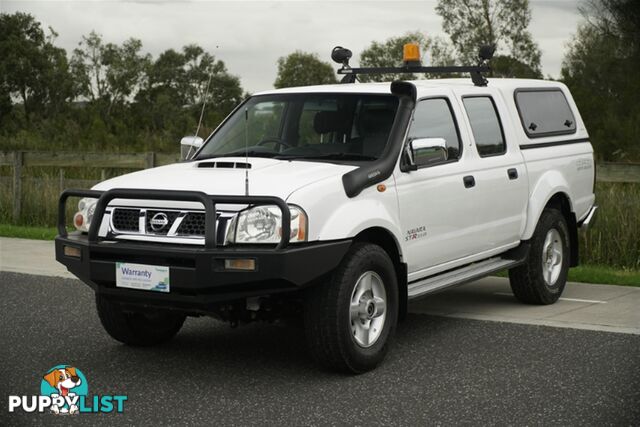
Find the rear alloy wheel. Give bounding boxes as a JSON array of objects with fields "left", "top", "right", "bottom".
[
  {"left": 509, "top": 208, "right": 570, "bottom": 305},
  {"left": 541, "top": 228, "right": 564, "bottom": 287},
  {"left": 304, "top": 243, "right": 398, "bottom": 373}
]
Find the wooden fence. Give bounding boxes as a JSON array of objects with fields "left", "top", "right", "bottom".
[{"left": 1, "top": 150, "right": 640, "bottom": 221}]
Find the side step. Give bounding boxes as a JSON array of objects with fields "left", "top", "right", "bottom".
[{"left": 407, "top": 257, "right": 521, "bottom": 300}]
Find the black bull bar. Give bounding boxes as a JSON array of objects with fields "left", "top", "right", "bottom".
[{"left": 58, "top": 188, "right": 292, "bottom": 249}]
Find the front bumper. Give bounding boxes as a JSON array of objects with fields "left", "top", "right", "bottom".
[
  {"left": 56, "top": 188, "right": 351, "bottom": 314},
  {"left": 56, "top": 233, "right": 351, "bottom": 312}
]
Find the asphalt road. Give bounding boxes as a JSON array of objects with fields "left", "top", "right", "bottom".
[{"left": 1, "top": 271, "right": 639, "bottom": 426}]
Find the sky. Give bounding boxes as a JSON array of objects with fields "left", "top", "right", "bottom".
[{"left": 2, "top": 0, "right": 584, "bottom": 93}]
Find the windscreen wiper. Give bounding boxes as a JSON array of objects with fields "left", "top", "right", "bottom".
[
  {"left": 276, "top": 153, "right": 378, "bottom": 161},
  {"left": 196, "top": 150, "right": 280, "bottom": 161}
]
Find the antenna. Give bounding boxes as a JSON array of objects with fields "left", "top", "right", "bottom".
[
  {"left": 186, "top": 72, "right": 213, "bottom": 159},
  {"left": 244, "top": 107, "right": 249, "bottom": 196}
]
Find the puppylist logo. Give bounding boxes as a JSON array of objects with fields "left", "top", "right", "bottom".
[{"left": 8, "top": 365, "right": 127, "bottom": 415}]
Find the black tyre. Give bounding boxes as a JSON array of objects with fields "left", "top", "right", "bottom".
[
  {"left": 96, "top": 295, "right": 185, "bottom": 346},
  {"left": 509, "top": 208, "right": 570, "bottom": 305},
  {"left": 304, "top": 243, "right": 399, "bottom": 373}
]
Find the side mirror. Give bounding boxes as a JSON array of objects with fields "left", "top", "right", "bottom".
[
  {"left": 407, "top": 137, "right": 448, "bottom": 169},
  {"left": 180, "top": 136, "right": 204, "bottom": 160}
]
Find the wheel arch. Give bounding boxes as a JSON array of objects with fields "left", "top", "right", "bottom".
[
  {"left": 544, "top": 193, "right": 579, "bottom": 267},
  {"left": 353, "top": 227, "right": 408, "bottom": 321},
  {"left": 523, "top": 170, "right": 575, "bottom": 238}
]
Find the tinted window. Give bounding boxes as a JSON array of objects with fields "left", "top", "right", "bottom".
[
  {"left": 463, "top": 97, "right": 505, "bottom": 156},
  {"left": 515, "top": 89, "right": 576, "bottom": 137},
  {"left": 408, "top": 98, "right": 461, "bottom": 160}
]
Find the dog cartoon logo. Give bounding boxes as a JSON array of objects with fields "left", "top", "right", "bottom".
[{"left": 40, "top": 365, "right": 88, "bottom": 415}]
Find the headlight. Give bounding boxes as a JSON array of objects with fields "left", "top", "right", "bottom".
[
  {"left": 226, "top": 205, "right": 307, "bottom": 244},
  {"left": 73, "top": 198, "right": 98, "bottom": 232}
]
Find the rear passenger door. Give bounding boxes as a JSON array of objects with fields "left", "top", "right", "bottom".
[{"left": 457, "top": 91, "right": 528, "bottom": 253}]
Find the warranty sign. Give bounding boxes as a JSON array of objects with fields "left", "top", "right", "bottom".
[{"left": 115, "top": 262, "right": 170, "bottom": 292}]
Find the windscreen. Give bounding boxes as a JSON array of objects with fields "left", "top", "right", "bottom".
[{"left": 196, "top": 93, "right": 399, "bottom": 162}]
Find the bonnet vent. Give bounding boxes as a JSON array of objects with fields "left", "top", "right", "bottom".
[{"left": 197, "top": 161, "right": 251, "bottom": 169}]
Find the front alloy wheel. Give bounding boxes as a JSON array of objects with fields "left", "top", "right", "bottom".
[{"left": 350, "top": 271, "right": 387, "bottom": 348}]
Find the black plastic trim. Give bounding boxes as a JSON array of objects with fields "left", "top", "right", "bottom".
[
  {"left": 342, "top": 81, "right": 417, "bottom": 198},
  {"left": 519, "top": 137, "right": 590, "bottom": 150}
]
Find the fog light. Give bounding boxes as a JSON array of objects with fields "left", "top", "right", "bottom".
[
  {"left": 63, "top": 245, "right": 81, "bottom": 258},
  {"left": 224, "top": 259, "right": 256, "bottom": 271}
]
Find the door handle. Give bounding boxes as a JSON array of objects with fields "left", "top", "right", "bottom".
[
  {"left": 507, "top": 168, "right": 518, "bottom": 180},
  {"left": 463, "top": 175, "right": 475, "bottom": 188}
]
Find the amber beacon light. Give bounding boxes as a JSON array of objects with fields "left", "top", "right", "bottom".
[{"left": 403, "top": 43, "right": 421, "bottom": 65}]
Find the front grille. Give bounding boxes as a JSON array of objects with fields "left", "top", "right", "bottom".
[
  {"left": 112, "top": 208, "right": 140, "bottom": 232},
  {"left": 176, "top": 212, "right": 206, "bottom": 236},
  {"left": 108, "top": 207, "right": 231, "bottom": 243}
]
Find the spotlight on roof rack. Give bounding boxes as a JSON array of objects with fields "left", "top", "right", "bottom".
[
  {"left": 478, "top": 44, "right": 496, "bottom": 62},
  {"left": 331, "top": 46, "right": 352, "bottom": 67}
]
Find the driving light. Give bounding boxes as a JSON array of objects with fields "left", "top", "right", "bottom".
[
  {"left": 403, "top": 43, "right": 421, "bottom": 65},
  {"left": 226, "top": 205, "right": 307, "bottom": 244},
  {"left": 74, "top": 197, "right": 98, "bottom": 232},
  {"left": 224, "top": 259, "right": 256, "bottom": 271},
  {"left": 63, "top": 245, "right": 81, "bottom": 258}
]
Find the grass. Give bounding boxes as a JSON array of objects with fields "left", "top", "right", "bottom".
[
  {"left": 494, "top": 266, "right": 640, "bottom": 287},
  {"left": 566, "top": 265, "right": 640, "bottom": 287},
  {"left": 2, "top": 224, "right": 638, "bottom": 286},
  {"left": 0, "top": 224, "right": 58, "bottom": 240}
]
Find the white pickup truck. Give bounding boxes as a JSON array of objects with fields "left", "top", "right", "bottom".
[{"left": 56, "top": 45, "right": 597, "bottom": 373}]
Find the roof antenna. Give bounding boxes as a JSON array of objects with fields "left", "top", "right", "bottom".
[
  {"left": 244, "top": 106, "right": 249, "bottom": 196},
  {"left": 187, "top": 72, "right": 213, "bottom": 159}
]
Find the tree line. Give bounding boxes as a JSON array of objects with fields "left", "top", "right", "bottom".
[{"left": 0, "top": 0, "right": 638, "bottom": 160}]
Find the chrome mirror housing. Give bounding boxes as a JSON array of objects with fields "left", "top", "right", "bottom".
[
  {"left": 180, "top": 136, "right": 204, "bottom": 160},
  {"left": 408, "top": 137, "right": 448, "bottom": 168}
]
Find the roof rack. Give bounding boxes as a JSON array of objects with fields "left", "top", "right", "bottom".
[{"left": 331, "top": 44, "right": 495, "bottom": 87}]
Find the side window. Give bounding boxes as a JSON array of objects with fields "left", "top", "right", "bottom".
[
  {"left": 407, "top": 98, "right": 461, "bottom": 161},
  {"left": 462, "top": 96, "right": 506, "bottom": 157},
  {"left": 515, "top": 89, "right": 576, "bottom": 137}
]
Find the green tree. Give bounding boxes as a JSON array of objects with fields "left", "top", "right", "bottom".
[
  {"left": 358, "top": 32, "right": 458, "bottom": 82},
  {"left": 561, "top": 0, "right": 640, "bottom": 161},
  {"left": 71, "top": 31, "right": 151, "bottom": 114},
  {"left": 274, "top": 51, "right": 337, "bottom": 88},
  {"left": 135, "top": 44, "right": 243, "bottom": 137},
  {"left": 490, "top": 55, "right": 542, "bottom": 78},
  {"left": 0, "top": 12, "right": 74, "bottom": 122},
  {"left": 182, "top": 44, "right": 242, "bottom": 113},
  {"left": 436, "top": 0, "right": 541, "bottom": 73}
]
